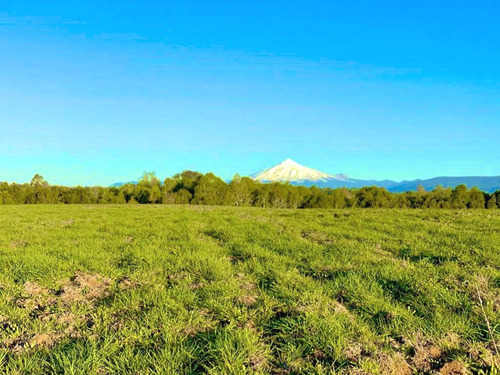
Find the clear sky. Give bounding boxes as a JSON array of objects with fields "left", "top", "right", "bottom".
[{"left": 1, "top": 1, "right": 499, "bottom": 186}]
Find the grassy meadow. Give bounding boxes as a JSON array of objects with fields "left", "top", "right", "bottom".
[{"left": 0, "top": 205, "right": 499, "bottom": 374}]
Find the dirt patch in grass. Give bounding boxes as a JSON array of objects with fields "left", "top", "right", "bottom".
[
  {"left": 23, "top": 281, "right": 50, "bottom": 296},
  {"left": 469, "top": 274, "right": 500, "bottom": 313},
  {"left": 61, "top": 219, "right": 75, "bottom": 227},
  {"left": 312, "top": 349, "right": 325, "bottom": 360},
  {"left": 343, "top": 338, "right": 469, "bottom": 375},
  {"left": 301, "top": 230, "right": 335, "bottom": 245},
  {"left": 244, "top": 320, "right": 257, "bottom": 330},
  {"left": 167, "top": 272, "right": 188, "bottom": 283},
  {"left": 180, "top": 327, "right": 202, "bottom": 338},
  {"left": 1, "top": 272, "right": 134, "bottom": 354},
  {"left": 378, "top": 353, "right": 412, "bottom": 375},
  {"left": 333, "top": 301, "right": 356, "bottom": 323},
  {"left": 57, "top": 272, "right": 112, "bottom": 305},
  {"left": 117, "top": 276, "right": 137, "bottom": 291},
  {"left": 3, "top": 331, "right": 64, "bottom": 353},
  {"left": 236, "top": 295, "right": 258, "bottom": 306},
  {"left": 249, "top": 350, "right": 269, "bottom": 371},
  {"left": 236, "top": 273, "right": 257, "bottom": 291},
  {"left": 240, "top": 282, "right": 256, "bottom": 291},
  {"left": 468, "top": 342, "right": 498, "bottom": 367},
  {"left": 2, "top": 333, "right": 31, "bottom": 355},
  {"left": 31, "top": 332, "right": 61, "bottom": 348},
  {"left": 188, "top": 282, "right": 204, "bottom": 290},
  {"left": 0, "top": 315, "right": 10, "bottom": 330},
  {"left": 10, "top": 240, "right": 28, "bottom": 248},
  {"left": 15, "top": 281, "right": 57, "bottom": 314},
  {"left": 438, "top": 361, "right": 468, "bottom": 375},
  {"left": 411, "top": 339, "right": 443, "bottom": 371},
  {"left": 268, "top": 362, "right": 291, "bottom": 375},
  {"left": 179, "top": 324, "right": 215, "bottom": 339},
  {"left": 344, "top": 343, "right": 363, "bottom": 363}
]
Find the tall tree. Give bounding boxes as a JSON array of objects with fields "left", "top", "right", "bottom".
[
  {"left": 451, "top": 184, "right": 469, "bottom": 208},
  {"left": 486, "top": 194, "right": 498, "bottom": 209},
  {"left": 468, "top": 187, "right": 485, "bottom": 208},
  {"left": 29, "top": 174, "right": 49, "bottom": 203}
]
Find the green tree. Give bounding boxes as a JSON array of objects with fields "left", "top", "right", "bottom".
[
  {"left": 225, "top": 176, "right": 255, "bottom": 206},
  {"left": 163, "top": 178, "right": 178, "bottom": 193},
  {"left": 134, "top": 171, "right": 161, "bottom": 203},
  {"left": 330, "top": 188, "right": 348, "bottom": 209},
  {"left": 173, "top": 189, "right": 192, "bottom": 204},
  {"left": 267, "top": 183, "right": 289, "bottom": 208},
  {"left": 150, "top": 185, "right": 162, "bottom": 203},
  {"left": 424, "top": 186, "right": 452, "bottom": 208},
  {"left": 302, "top": 186, "right": 321, "bottom": 208},
  {"left": 315, "top": 190, "right": 334, "bottom": 208},
  {"left": 373, "top": 187, "right": 393, "bottom": 208},
  {"left": 468, "top": 187, "right": 485, "bottom": 208},
  {"left": 486, "top": 194, "right": 498, "bottom": 209},
  {"left": 116, "top": 190, "right": 127, "bottom": 204},
  {"left": 0, "top": 190, "right": 14, "bottom": 204},
  {"left": 451, "top": 184, "right": 469, "bottom": 208},
  {"left": 29, "top": 174, "right": 50, "bottom": 204},
  {"left": 253, "top": 184, "right": 271, "bottom": 207},
  {"left": 30, "top": 174, "right": 48, "bottom": 187},
  {"left": 286, "top": 185, "right": 303, "bottom": 209},
  {"left": 120, "top": 183, "right": 136, "bottom": 203},
  {"left": 355, "top": 187, "right": 375, "bottom": 208},
  {"left": 394, "top": 193, "right": 410, "bottom": 208},
  {"left": 173, "top": 170, "right": 202, "bottom": 195},
  {"left": 192, "top": 173, "right": 227, "bottom": 205}
]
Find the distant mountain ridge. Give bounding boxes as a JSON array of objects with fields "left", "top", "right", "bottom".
[
  {"left": 388, "top": 176, "right": 500, "bottom": 193},
  {"left": 252, "top": 159, "right": 500, "bottom": 193}
]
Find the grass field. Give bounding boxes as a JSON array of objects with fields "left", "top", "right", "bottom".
[{"left": 0, "top": 206, "right": 499, "bottom": 374}]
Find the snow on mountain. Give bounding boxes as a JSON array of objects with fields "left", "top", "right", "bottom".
[{"left": 253, "top": 159, "right": 348, "bottom": 182}]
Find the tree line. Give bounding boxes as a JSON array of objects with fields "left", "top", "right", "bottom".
[{"left": 0, "top": 172, "right": 499, "bottom": 209}]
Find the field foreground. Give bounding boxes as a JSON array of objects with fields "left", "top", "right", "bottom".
[{"left": 0, "top": 206, "right": 499, "bottom": 374}]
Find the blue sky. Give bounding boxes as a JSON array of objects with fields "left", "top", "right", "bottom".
[{"left": 1, "top": 1, "right": 499, "bottom": 185}]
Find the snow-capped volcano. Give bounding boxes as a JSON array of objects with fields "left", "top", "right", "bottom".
[{"left": 253, "top": 159, "right": 348, "bottom": 182}]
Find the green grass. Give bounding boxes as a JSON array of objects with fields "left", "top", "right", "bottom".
[{"left": 0, "top": 205, "right": 499, "bottom": 374}]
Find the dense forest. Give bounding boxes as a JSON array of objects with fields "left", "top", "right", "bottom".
[{"left": 0, "top": 172, "right": 499, "bottom": 209}]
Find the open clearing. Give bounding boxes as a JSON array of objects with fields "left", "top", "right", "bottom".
[{"left": 0, "top": 205, "right": 499, "bottom": 374}]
